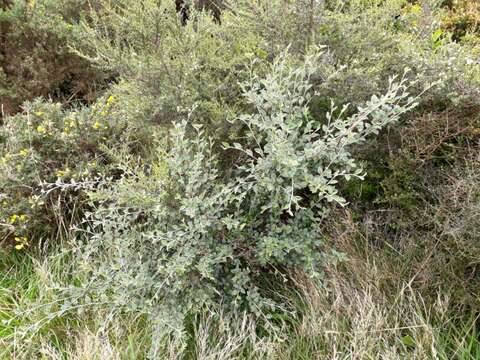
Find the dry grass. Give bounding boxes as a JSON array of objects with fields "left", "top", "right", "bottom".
[{"left": 1, "top": 244, "right": 478, "bottom": 359}]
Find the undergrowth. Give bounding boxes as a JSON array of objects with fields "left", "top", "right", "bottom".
[{"left": 1, "top": 0, "right": 479, "bottom": 358}]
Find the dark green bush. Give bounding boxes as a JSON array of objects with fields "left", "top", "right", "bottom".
[{"left": 0, "top": 0, "right": 104, "bottom": 117}]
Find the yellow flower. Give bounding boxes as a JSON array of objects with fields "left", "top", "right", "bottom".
[
  {"left": 19, "top": 148, "right": 29, "bottom": 157},
  {"left": 0, "top": 154, "right": 10, "bottom": 165},
  {"left": 106, "top": 95, "right": 114, "bottom": 106},
  {"left": 410, "top": 4, "right": 421, "bottom": 15},
  {"left": 37, "top": 125, "right": 46, "bottom": 134},
  {"left": 19, "top": 214, "right": 27, "bottom": 222},
  {"left": 65, "top": 119, "right": 76, "bottom": 128},
  {"left": 92, "top": 121, "right": 101, "bottom": 130},
  {"left": 14, "top": 237, "right": 28, "bottom": 250},
  {"left": 10, "top": 214, "right": 18, "bottom": 223},
  {"left": 56, "top": 167, "right": 71, "bottom": 178},
  {"left": 34, "top": 111, "right": 44, "bottom": 117}
]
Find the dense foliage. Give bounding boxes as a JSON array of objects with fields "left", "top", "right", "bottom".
[
  {"left": 0, "top": 0, "right": 105, "bottom": 117},
  {"left": 76, "top": 54, "right": 420, "bottom": 338},
  {"left": 1, "top": 0, "right": 479, "bottom": 358}
]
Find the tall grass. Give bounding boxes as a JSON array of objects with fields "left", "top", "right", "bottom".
[{"left": 1, "top": 236, "right": 478, "bottom": 359}]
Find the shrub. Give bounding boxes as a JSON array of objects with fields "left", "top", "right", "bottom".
[
  {"left": 426, "top": 153, "right": 480, "bottom": 306},
  {"left": 70, "top": 0, "right": 271, "bottom": 138},
  {"left": 73, "top": 52, "right": 420, "bottom": 346},
  {"left": 3, "top": 0, "right": 480, "bottom": 357},
  {"left": 0, "top": 0, "right": 104, "bottom": 117},
  {"left": 310, "top": 0, "right": 480, "bottom": 112},
  {"left": 0, "top": 95, "right": 151, "bottom": 250},
  {"left": 440, "top": 0, "right": 480, "bottom": 41}
]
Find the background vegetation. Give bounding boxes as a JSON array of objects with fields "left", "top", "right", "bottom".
[{"left": 1, "top": 0, "right": 479, "bottom": 358}]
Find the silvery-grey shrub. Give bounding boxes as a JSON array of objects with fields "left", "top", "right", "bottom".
[{"left": 76, "top": 51, "right": 420, "bottom": 341}]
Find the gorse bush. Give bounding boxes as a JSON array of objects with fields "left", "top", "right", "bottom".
[
  {"left": 312, "top": 1, "right": 480, "bottom": 111},
  {"left": 0, "top": 0, "right": 104, "bottom": 117},
  {"left": 75, "top": 53, "right": 421, "bottom": 343},
  {"left": 0, "top": 95, "right": 152, "bottom": 249},
  {"left": 440, "top": 0, "right": 480, "bottom": 41},
  {"left": 71, "top": 0, "right": 270, "bottom": 137}
]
